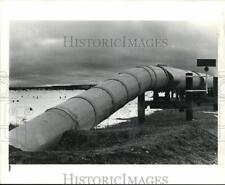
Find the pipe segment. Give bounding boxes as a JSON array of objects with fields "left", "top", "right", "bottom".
[{"left": 9, "top": 65, "right": 213, "bottom": 151}]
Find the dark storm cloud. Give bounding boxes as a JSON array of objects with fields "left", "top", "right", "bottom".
[{"left": 10, "top": 21, "right": 218, "bottom": 86}]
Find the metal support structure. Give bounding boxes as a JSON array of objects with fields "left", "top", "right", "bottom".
[
  {"left": 138, "top": 89, "right": 187, "bottom": 122},
  {"left": 186, "top": 73, "right": 193, "bottom": 121},
  {"left": 213, "top": 77, "right": 218, "bottom": 111},
  {"left": 153, "top": 91, "right": 159, "bottom": 102},
  {"left": 175, "top": 90, "right": 179, "bottom": 100},
  {"left": 138, "top": 93, "right": 145, "bottom": 124},
  {"left": 165, "top": 90, "right": 170, "bottom": 101},
  {"left": 205, "top": 66, "right": 209, "bottom": 94}
]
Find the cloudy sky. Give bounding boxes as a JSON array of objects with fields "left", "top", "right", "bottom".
[{"left": 10, "top": 21, "right": 218, "bottom": 87}]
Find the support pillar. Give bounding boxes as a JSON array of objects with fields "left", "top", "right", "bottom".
[
  {"left": 165, "top": 90, "right": 170, "bottom": 101},
  {"left": 186, "top": 73, "right": 193, "bottom": 121},
  {"left": 138, "top": 93, "right": 145, "bottom": 124},
  {"left": 153, "top": 91, "right": 159, "bottom": 102},
  {"left": 213, "top": 77, "right": 218, "bottom": 111},
  {"left": 175, "top": 90, "right": 179, "bottom": 100},
  {"left": 171, "top": 90, "right": 175, "bottom": 99}
]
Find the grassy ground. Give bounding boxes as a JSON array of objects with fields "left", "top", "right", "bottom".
[{"left": 9, "top": 105, "right": 217, "bottom": 164}]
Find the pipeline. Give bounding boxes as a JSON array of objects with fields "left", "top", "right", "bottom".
[{"left": 9, "top": 65, "right": 213, "bottom": 151}]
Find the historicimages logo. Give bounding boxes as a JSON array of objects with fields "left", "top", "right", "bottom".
[
  {"left": 64, "top": 36, "right": 168, "bottom": 49},
  {"left": 63, "top": 173, "right": 168, "bottom": 184}
]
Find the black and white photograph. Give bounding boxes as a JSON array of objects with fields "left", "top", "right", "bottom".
[
  {"left": 1, "top": 1, "right": 225, "bottom": 184},
  {"left": 9, "top": 21, "right": 218, "bottom": 164}
]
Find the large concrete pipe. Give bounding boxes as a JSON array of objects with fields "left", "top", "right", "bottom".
[{"left": 9, "top": 65, "right": 213, "bottom": 151}]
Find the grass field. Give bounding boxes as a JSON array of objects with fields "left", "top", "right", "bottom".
[{"left": 9, "top": 104, "right": 217, "bottom": 164}]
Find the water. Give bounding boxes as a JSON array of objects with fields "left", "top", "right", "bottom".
[{"left": 9, "top": 90, "right": 159, "bottom": 128}]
